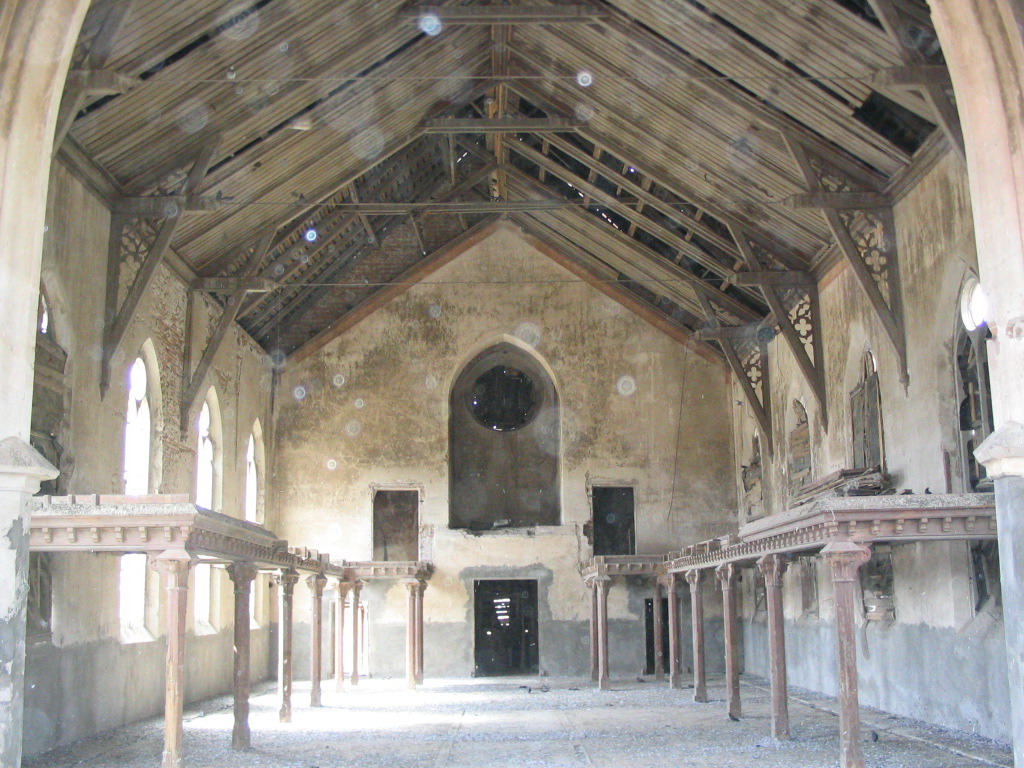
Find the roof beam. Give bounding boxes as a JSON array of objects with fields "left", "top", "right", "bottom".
[
  {"left": 423, "top": 117, "right": 580, "bottom": 133},
  {"left": 181, "top": 226, "right": 276, "bottom": 429},
  {"left": 101, "top": 134, "right": 221, "bottom": 394},
  {"left": 733, "top": 271, "right": 815, "bottom": 288},
  {"left": 865, "top": 0, "right": 965, "bottom": 164},
  {"left": 400, "top": 6, "right": 607, "bottom": 24},
  {"left": 53, "top": 0, "right": 135, "bottom": 153},
  {"left": 191, "top": 277, "right": 279, "bottom": 293},
  {"left": 870, "top": 64, "right": 952, "bottom": 90},
  {"left": 504, "top": 165, "right": 760, "bottom": 323},
  {"left": 783, "top": 192, "right": 891, "bottom": 210}
]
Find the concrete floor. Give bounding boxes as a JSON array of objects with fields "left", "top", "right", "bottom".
[{"left": 25, "top": 676, "right": 1012, "bottom": 768}]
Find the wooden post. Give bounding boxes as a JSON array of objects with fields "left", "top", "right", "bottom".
[
  {"left": 350, "top": 580, "right": 363, "bottom": 685},
  {"left": 226, "top": 563, "right": 258, "bottom": 750},
  {"left": 685, "top": 569, "right": 708, "bottom": 703},
  {"left": 274, "top": 569, "right": 299, "bottom": 723},
  {"left": 595, "top": 576, "right": 611, "bottom": 690},
  {"left": 589, "top": 580, "right": 599, "bottom": 682},
  {"left": 716, "top": 563, "right": 741, "bottom": 720},
  {"left": 307, "top": 573, "right": 327, "bottom": 707},
  {"left": 333, "top": 580, "right": 350, "bottom": 691},
  {"left": 404, "top": 579, "right": 418, "bottom": 689},
  {"left": 153, "top": 551, "right": 192, "bottom": 768},
  {"left": 652, "top": 578, "right": 665, "bottom": 681},
  {"left": 823, "top": 542, "right": 872, "bottom": 768},
  {"left": 667, "top": 573, "right": 681, "bottom": 689},
  {"left": 415, "top": 580, "right": 425, "bottom": 685},
  {"left": 758, "top": 555, "right": 790, "bottom": 739}
]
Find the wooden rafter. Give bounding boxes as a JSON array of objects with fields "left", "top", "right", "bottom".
[
  {"left": 784, "top": 132, "right": 908, "bottom": 387},
  {"left": 399, "top": 6, "right": 608, "bottom": 24},
  {"left": 695, "top": 294, "right": 774, "bottom": 457},
  {"left": 180, "top": 226, "right": 276, "bottom": 430},
  {"left": 54, "top": 1, "right": 136, "bottom": 153},
  {"left": 864, "top": 0, "right": 965, "bottom": 164},
  {"left": 503, "top": 164, "right": 759, "bottom": 323},
  {"left": 101, "top": 133, "right": 221, "bottom": 393},
  {"left": 423, "top": 117, "right": 580, "bottom": 133},
  {"left": 731, "top": 225, "right": 828, "bottom": 427}
]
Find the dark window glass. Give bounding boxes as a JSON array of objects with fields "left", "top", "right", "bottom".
[{"left": 468, "top": 365, "right": 537, "bottom": 431}]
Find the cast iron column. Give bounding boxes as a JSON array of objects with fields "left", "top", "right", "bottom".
[
  {"left": 667, "top": 573, "right": 682, "bottom": 689},
  {"left": 716, "top": 563, "right": 741, "bottom": 720},
  {"left": 333, "top": 579, "right": 350, "bottom": 691},
  {"left": 685, "top": 569, "right": 708, "bottom": 702},
  {"left": 652, "top": 577, "right": 665, "bottom": 681},
  {"left": 404, "top": 578, "right": 418, "bottom": 688},
  {"left": 275, "top": 569, "right": 299, "bottom": 723},
  {"left": 154, "top": 551, "right": 192, "bottom": 768},
  {"left": 226, "top": 563, "right": 258, "bottom": 750},
  {"left": 589, "top": 580, "right": 599, "bottom": 682},
  {"left": 415, "top": 580, "right": 426, "bottom": 684},
  {"left": 350, "top": 580, "right": 363, "bottom": 685},
  {"left": 595, "top": 575, "right": 611, "bottom": 690},
  {"left": 307, "top": 573, "right": 327, "bottom": 707},
  {"left": 758, "top": 554, "right": 789, "bottom": 738},
  {"left": 823, "top": 541, "right": 871, "bottom": 768}
]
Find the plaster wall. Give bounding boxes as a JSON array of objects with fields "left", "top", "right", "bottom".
[
  {"left": 22, "top": 161, "right": 277, "bottom": 756},
  {"left": 732, "top": 152, "right": 1010, "bottom": 740},
  {"left": 275, "top": 223, "right": 736, "bottom": 679}
]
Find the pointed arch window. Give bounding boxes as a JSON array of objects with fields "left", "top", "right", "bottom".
[
  {"left": 956, "top": 277, "right": 994, "bottom": 491},
  {"left": 196, "top": 390, "right": 222, "bottom": 511},
  {"left": 124, "top": 357, "right": 152, "bottom": 495},
  {"left": 244, "top": 422, "right": 265, "bottom": 523}
]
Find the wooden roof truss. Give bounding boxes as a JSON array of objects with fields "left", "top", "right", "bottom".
[{"left": 59, "top": 0, "right": 953, "bottom": 414}]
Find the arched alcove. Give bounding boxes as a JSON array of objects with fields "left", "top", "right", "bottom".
[{"left": 449, "top": 342, "right": 560, "bottom": 529}]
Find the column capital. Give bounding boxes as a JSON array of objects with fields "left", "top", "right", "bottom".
[
  {"left": 683, "top": 569, "right": 703, "bottom": 589},
  {"left": 306, "top": 572, "right": 327, "bottom": 593},
  {"left": 226, "top": 562, "right": 259, "bottom": 587},
  {"left": 592, "top": 574, "right": 611, "bottom": 592},
  {"left": 0, "top": 436, "right": 57, "bottom": 493},
  {"left": 757, "top": 554, "right": 788, "bottom": 587},
  {"left": 402, "top": 577, "right": 420, "bottom": 593},
  {"left": 331, "top": 577, "right": 351, "bottom": 593},
  {"left": 715, "top": 562, "right": 738, "bottom": 587},
  {"left": 274, "top": 568, "right": 300, "bottom": 591},
  {"left": 975, "top": 420, "right": 1024, "bottom": 478},
  {"left": 822, "top": 541, "right": 871, "bottom": 582},
  {"left": 151, "top": 549, "right": 194, "bottom": 577}
]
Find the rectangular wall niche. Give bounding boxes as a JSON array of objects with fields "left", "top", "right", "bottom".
[
  {"left": 473, "top": 579, "right": 539, "bottom": 676},
  {"left": 372, "top": 490, "right": 419, "bottom": 561},
  {"left": 592, "top": 486, "right": 636, "bottom": 556}
]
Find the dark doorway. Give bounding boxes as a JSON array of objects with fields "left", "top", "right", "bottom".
[
  {"left": 592, "top": 486, "right": 635, "bottom": 556},
  {"left": 473, "top": 579, "right": 539, "bottom": 676},
  {"left": 644, "top": 597, "right": 670, "bottom": 675},
  {"left": 372, "top": 490, "right": 419, "bottom": 561}
]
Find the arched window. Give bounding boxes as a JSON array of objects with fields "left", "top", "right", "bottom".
[
  {"left": 244, "top": 421, "right": 265, "bottom": 523},
  {"left": 449, "top": 342, "right": 560, "bottom": 528},
  {"left": 123, "top": 357, "right": 151, "bottom": 494},
  {"left": 851, "top": 351, "right": 883, "bottom": 469},
  {"left": 196, "top": 389, "right": 222, "bottom": 511},
  {"left": 38, "top": 291, "right": 50, "bottom": 335},
  {"left": 956, "top": 277, "right": 994, "bottom": 491},
  {"left": 31, "top": 286, "right": 68, "bottom": 496}
]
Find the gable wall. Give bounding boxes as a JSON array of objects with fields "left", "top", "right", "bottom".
[{"left": 274, "top": 223, "right": 737, "bottom": 677}]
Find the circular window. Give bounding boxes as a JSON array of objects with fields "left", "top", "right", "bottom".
[
  {"left": 468, "top": 365, "right": 538, "bottom": 431},
  {"left": 960, "top": 277, "right": 989, "bottom": 332}
]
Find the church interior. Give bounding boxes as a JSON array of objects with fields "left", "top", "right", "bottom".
[{"left": 3, "top": 1, "right": 1024, "bottom": 767}]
